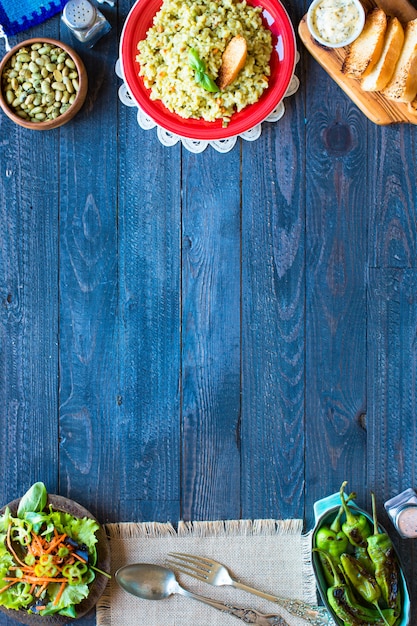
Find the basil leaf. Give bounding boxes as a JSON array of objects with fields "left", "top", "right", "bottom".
[
  {"left": 188, "top": 48, "right": 218, "bottom": 92},
  {"left": 197, "top": 72, "right": 219, "bottom": 93},
  {"left": 17, "top": 482, "right": 47, "bottom": 518},
  {"left": 188, "top": 48, "right": 205, "bottom": 72}
]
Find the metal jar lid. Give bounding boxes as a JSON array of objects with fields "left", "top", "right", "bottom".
[{"left": 63, "top": 0, "right": 97, "bottom": 30}]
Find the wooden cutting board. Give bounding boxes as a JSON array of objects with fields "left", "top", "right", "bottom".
[{"left": 298, "top": 0, "right": 417, "bottom": 125}]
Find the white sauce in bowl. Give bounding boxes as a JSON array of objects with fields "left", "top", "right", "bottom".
[{"left": 310, "top": 0, "right": 361, "bottom": 44}]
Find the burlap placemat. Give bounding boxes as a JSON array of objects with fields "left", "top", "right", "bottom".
[{"left": 97, "top": 519, "right": 320, "bottom": 626}]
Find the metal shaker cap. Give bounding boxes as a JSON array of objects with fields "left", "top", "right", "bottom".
[{"left": 63, "top": 0, "right": 97, "bottom": 30}]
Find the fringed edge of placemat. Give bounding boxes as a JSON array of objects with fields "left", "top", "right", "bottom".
[
  {"left": 301, "top": 529, "right": 318, "bottom": 605},
  {"left": 104, "top": 518, "right": 304, "bottom": 539},
  {"left": 97, "top": 519, "right": 318, "bottom": 625}
]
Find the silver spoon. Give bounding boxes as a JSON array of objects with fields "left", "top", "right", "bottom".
[{"left": 115, "top": 563, "right": 292, "bottom": 625}]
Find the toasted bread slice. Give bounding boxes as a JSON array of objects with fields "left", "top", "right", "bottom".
[
  {"left": 361, "top": 17, "right": 404, "bottom": 91},
  {"left": 374, "top": 0, "right": 417, "bottom": 24},
  {"left": 217, "top": 35, "right": 247, "bottom": 90},
  {"left": 342, "top": 8, "right": 387, "bottom": 78},
  {"left": 382, "top": 18, "right": 417, "bottom": 101}
]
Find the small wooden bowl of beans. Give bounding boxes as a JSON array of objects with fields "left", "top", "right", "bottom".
[{"left": 0, "top": 38, "right": 88, "bottom": 130}]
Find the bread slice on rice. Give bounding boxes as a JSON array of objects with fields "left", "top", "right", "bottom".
[
  {"left": 217, "top": 35, "right": 248, "bottom": 91},
  {"left": 382, "top": 18, "right": 417, "bottom": 101},
  {"left": 361, "top": 17, "right": 404, "bottom": 91},
  {"left": 342, "top": 8, "right": 387, "bottom": 78}
]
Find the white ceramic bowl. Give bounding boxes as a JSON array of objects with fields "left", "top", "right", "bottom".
[{"left": 306, "top": 0, "right": 365, "bottom": 48}]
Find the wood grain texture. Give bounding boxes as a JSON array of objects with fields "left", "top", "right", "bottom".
[
  {"left": 117, "top": 125, "right": 182, "bottom": 525},
  {"left": 0, "top": 24, "right": 60, "bottom": 504},
  {"left": 181, "top": 150, "right": 241, "bottom": 521},
  {"left": 367, "top": 269, "right": 417, "bottom": 620},
  {"left": 367, "top": 124, "right": 417, "bottom": 268},
  {"left": 116, "top": 0, "right": 182, "bottom": 528},
  {"left": 304, "top": 54, "right": 369, "bottom": 525},
  {"left": 240, "top": 96, "right": 305, "bottom": 520},
  {"left": 0, "top": 21, "right": 63, "bottom": 626},
  {"left": 58, "top": 32, "right": 121, "bottom": 524}
]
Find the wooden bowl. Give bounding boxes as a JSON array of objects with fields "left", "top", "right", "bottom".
[
  {"left": 0, "top": 38, "right": 88, "bottom": 130},
  {"left": 0, "top": 494, "right": 110, "bottom": 624}
]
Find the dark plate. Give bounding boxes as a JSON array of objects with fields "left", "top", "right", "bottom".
[
  {"left": 311, "top": 492, "right": 410, "bottom": 626},
  {"left": 0, "top": 495, "right": 110, "bottom": 625}
]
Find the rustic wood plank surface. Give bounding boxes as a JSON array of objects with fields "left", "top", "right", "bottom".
[{"left": 1, "top": 0, "right": 417, "bottom": 623}]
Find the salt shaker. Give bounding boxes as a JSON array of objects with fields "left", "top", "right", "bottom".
[
  {"left": 384, "top": 488, "right": 417, "bottom": 538},
  {"left": 62, "top": 0, "right": 111, "bottom": 47}
]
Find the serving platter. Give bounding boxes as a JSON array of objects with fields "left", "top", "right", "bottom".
[
  {"left": 120, "top": 0, "right": 297, "bottom": 140},
  {"left": 298, "top": 0, "right": 417, "bottom": 125}
]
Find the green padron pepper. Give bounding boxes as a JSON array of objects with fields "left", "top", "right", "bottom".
[
  {"left": 340, "top": 553, "right": 394, "bottom": 625},
  {"left": 367, "top": 492, "right": 402, "bottom": 615},
  {"left": 315, "top": 492, "right": 354, "bottom": 585},
  {"left": 354, "top": 544, "right": 376, "bottom": 574},
  {"left": 315, "top": 550, "right": 397, "bottom": 626},
  {"left": 340, "top": 481, "right": 372, "bottom": 548}
]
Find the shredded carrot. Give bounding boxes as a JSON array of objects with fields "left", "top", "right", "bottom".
[
  {"left": 30, "top": 532, "right": 44, "bottom": 556},
  {"left": 9, "top": 565, "right": 34, "bottom": 572},
  {"left": 53, "top": 581, "right": 67, "bottom": 605},
  {"left": 73, "top": 552, "right": 87, "bottom": 563},
  {"left": 44, "top": 533, "right": 67, "bottom": 554},
  {"left": 36, "top": 582, "right": 49, "bottom": 597},
  {"left": 6, "top": 524, "right": 27, "bottom": 567},
  {"left": 4, "top": 576, "right": 68, "bottom": 583},
  {"left": 0, "top": 581, "right": 16, "bottom": 594}
]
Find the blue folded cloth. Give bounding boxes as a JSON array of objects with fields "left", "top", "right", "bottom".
[{"left": 0, "top": 0, "right": 67, "bottom": 37}]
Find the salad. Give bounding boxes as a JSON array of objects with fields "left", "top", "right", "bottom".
[{"left": 0, "top": 482, "right": 110, "bottom": 617}]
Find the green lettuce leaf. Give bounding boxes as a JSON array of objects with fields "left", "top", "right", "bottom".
[
  {"left": 17, "top": 483, "right": 47, "bottom": 518},
  {"left": 40, "top": 581, "right": 90, "bottom": 615},
  {"left": 0, "top": 508, "right": 12, "bottom": 534}
]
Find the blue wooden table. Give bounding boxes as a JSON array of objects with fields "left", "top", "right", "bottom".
[{"left": 1, "top": 0, "right": 417, "bottom": 623}]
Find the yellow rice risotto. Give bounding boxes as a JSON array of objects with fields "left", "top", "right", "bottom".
[{"left": 136, "top": 0, "right": 273, "bottom": 125}]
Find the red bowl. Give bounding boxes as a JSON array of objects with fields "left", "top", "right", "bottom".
[{"left": 120, "top": 0, "right": 296, "bottom": 140}]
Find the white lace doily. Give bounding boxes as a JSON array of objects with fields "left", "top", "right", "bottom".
[{"left": 116, "top": 56, "right": 299, "bottom": 153}]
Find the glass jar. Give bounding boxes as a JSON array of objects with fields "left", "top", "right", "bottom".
[
  {"left": 62, "top": 0, "right": 111, "bottom": 47},
  {"left": 384, "top": 488, "right": 417, "bottom": 539}
]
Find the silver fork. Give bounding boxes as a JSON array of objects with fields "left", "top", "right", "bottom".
[{"left": 167, "top": 553, "right": 332, "bottom": 626}]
